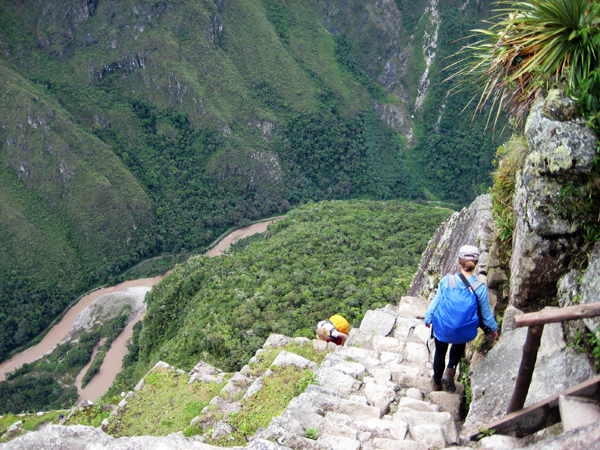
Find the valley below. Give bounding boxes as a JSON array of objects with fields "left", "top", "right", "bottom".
[{"left": 0, "top": 219, "right": 279, "bottom": 404}]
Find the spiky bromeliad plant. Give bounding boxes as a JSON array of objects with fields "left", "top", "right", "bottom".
[{"left": 446, "top": 0, "right": 600, "bottom": 132}]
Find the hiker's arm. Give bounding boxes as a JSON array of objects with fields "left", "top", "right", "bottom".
[
  {"left": 338, "top": 332, "right": 348, "bottom": 345},
  {"left": 476, "top": 285, "right": 498, "bottom": 335}
]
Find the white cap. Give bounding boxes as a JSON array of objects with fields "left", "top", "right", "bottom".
[{"left": 459, "top": 245, "right": 480, "bottom": 261}]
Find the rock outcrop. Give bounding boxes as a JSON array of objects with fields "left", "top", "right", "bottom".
[
  {"left": 581, "top": 242, "right": 600, "bottom": 334},
  {"left": 408, "top": 194, "right": 495, "bottom": 301},
  {"left": 509, "top": 90, "right": 597, "bottom": 309}
]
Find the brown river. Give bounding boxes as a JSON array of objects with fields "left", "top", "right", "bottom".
[{"left": 0, "top": 219, "right": 280, "bottom": 404}]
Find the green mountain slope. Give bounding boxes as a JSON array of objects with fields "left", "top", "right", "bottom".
[
  {"left": 0, "top": 62, "right": 154, "bottom": 354},
  {"left": 133, "top": 200, "right": 451, "bottom": 378},
  {"left": 0, "top": 0, "right": 498, "bottom": 359}
]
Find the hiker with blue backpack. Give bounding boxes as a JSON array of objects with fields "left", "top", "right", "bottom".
[{"left": 424, "top": 245, "right": 498, "bottom": 392}]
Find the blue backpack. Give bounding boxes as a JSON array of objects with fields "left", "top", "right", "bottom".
[{"left": 432, "top": 274, "right": 482, "bottom": 344}]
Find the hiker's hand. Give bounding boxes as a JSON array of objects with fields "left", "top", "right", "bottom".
[
  {"left": 493, "top": 330, "right": 498, "bottom": 340},
  {"left": 425, "top": 324, "right": 430, "bottom": 328}
]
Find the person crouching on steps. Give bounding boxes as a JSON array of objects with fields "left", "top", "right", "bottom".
[
  {"left": 424, "top": 245, "right": 498, "bottom": 392},
  {"left": 316, "top": 314, "right": 349, "bottom": 346}
]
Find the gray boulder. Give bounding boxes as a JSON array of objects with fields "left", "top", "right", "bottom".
[
  {"left": 556, "top": 269, "right": 580, "bottom": 309},
  {"left": 371, "top": 438, "right": 428, "bottom": 449},
  {"left": 360, "top": 310, "right": 397, "bottom": 337},
  {"left": 478, "top": 434, "right": 528, "bottom": 449},
  {"left": 392, "top": 409, "right": 458, "bottom": 447},
  {"left": 243, "top": 369, "right": 272, "bottom": 400},
  {"left": 315, "top": 367, "right": 362, "bottom": 397},
  {"left": 354, "top": 418, "right": 407, "bottom": 440},
  {"left": 372, "top": 336, "right": 405, "bottom": 354},
  {"left": 272, "top": 351, "right": 318, "bottom": 370},
  {"left": 320, "top": 354, "right": 367, "bottom": 378},
  {"left": 295, "top": 388, "right": 381, "bottom": 421},
  {"left": 263, "top": 334, "right": 294, "bottom": 349},
  {"left": 211, "top": 422, "right": 235, "bottom": 440},
  {"left": 345, "top": 328, "right": 376, "bottom": 350},
  {"left": 247, "top": 439, "right": 293, "bottom": 450},
  {"left": 334, "top": 347, "right": 381, "bottom": 369},
  {"left": 502, "top": 305, "right": 524, "bottom": 334},
  {"left": 392, "top": 317, "right": 423, "bottom": 342},
  {"left": 317, "top": 435, "right": 360, "bottom": 450},
  {"left": 397, "top": 296, "right": 429, "bottom": 319},
  {"left": 363, "top": 377, "right": 397, "bottom": 415},
  {"left": 0, "top": 424, "right": 229, "bottom": 449},
  {"left": 509, "top": 90, "right": 597, "bottom": 309},
  {"left": 581, "top": 242, "right": 600, "bottom": 334},
  {"left": 189, "top": 360, "right": 222, "bottom": 377},
  {"left": 521, "top": 420, "right": 600, "bottom": 450}
]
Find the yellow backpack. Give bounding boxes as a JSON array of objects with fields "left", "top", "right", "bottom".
[{"left": 328, "top": 314, "right": 349, "bottom": 335}]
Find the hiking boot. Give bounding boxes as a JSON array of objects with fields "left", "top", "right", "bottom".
[
  {"left": 431, "top": 377, "right": 442, "bottom": 391},
  {"left": 442, "top": 368, "right": 456, "bottom": 392}
]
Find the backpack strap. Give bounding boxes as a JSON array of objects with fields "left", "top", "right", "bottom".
[
  {"left": 457, "top": 272, "right": 493, "bottom": 335},
  {"left": 447, "top": 274, "right": 457, "bottom": 289},
  {"left": 457, "top": 273, "right": 479, "bottom": 300},
  {"left": 471, "top": 280, "right": 484, "bottom": 291},
  {"left": 448, "top": 274, "right": 482, "bottom": 290}
]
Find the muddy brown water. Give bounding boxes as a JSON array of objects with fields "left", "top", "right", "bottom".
[
  {"left": 0, "top": 276, "right": 164, "bottom": 383},
  {"left": 204, "top": 219, "right": 280, "bottom": 257},
  {"left": 0, "top": 219, "right": 280, "bottom": 404},
  {"left": 76, "top": 315, "right": 146, "bottom": 403}
]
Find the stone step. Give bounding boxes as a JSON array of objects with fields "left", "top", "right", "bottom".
[
  {"left": 397, "top": 296, "right": 430, "bottom": 320},
  {"left": 393, "top": 409, "right": 459, "bottom": 448},
  {"left": 558, "top": 394, "right": 600, "bottom": 433},
  {"left": 178, "top": 300, "right": 466, "bottom": 449},
  {"left": 250, "top": 298, "right": 470, "bottom": 449}
]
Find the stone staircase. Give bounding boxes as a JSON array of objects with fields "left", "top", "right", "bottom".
[
  {"left": 247, "top": 297, "right": 466, "bottom": 450},
  {"left": 159, "top": 294, "right": 466, "bottom": 449},
  {"left": 1, "top": 296, "right": 469, "bottom": 450}
]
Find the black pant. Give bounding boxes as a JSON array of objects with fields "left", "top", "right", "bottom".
[{"left": 432, "top": 338, "right": 465, "bottom": 384}]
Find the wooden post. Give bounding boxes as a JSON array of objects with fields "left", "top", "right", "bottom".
[{"left": 507, "top": 325, "right": 544, "bottom": 414}]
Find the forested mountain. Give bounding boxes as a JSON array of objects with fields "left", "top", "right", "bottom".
[
  {"left": 112, "top": 200, "right": 452, "bottom": 394},
  {"left": 0, "top": 0, "right": 501, "bottom": 359}
]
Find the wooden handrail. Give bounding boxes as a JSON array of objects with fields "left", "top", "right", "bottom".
[
  {"left": 506, "top": 301, "right": 600, "bottom": 417},
  {"left": 506, "top": 325, "right": 544, "bottom": 413},
  {"left": 514, "top": 302, "right": 600, "bottom": 328},
  {"left": 472, "top": 374, "right": 600, "bottom": 440}
]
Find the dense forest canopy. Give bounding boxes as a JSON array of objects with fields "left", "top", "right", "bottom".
[
  {"left": 0, "top": 0, "right": 501, "bottom": 360},
  {"left": 105, "top": 200, "right": 452, "bottom": 394}
]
